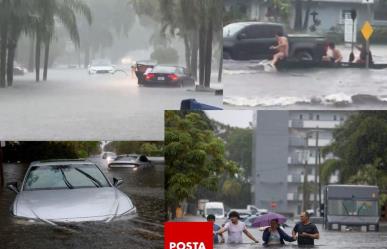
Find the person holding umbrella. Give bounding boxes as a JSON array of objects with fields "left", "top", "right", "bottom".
[
  {"left": 262, "top": 219, "right": 295, "bottom": 246},
  {"left": 252, "top": 212, "right": 294, "bottom": 246},
  {"left": 292, "top": 211, "right": 320, "bottom": 246},
  {"left": 216, "top": 211, "right": 259, "bottom": 244}
]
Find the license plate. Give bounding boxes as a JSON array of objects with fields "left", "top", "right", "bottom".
[{"left": 157, "top": 77, "right": 165, "bottom": 81}]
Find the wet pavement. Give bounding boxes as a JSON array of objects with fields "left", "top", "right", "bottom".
[
  {"left": 0, "top": 156, "right": 165, "bottom": 249},
  {"left": 0, "top": 68, "right": 222, "bottom": 140},
  {"left": 178, "top": 216, "right": 387, "bottom": 249},
  {"left": 223, "top": 45, "right": 387, "bottom": 110}
]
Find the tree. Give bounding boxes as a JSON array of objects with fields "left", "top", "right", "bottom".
[
  {"left": 165, "top": 111, "right": 239, "bottom": 219},
  {"left": 321, "top": 112, "right": 387, "bottom": 206}
]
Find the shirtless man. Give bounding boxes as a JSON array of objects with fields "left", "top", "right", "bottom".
[
  {"left": 323, "top": 42, "right": 343, "bottom": 64},
  {"left": 270, "top": 31, "right": 289, "bottom": 69}
]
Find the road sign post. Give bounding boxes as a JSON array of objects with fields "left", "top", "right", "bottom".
[{"left": 361, "top": 21, "right": 374, "bottom": 69}]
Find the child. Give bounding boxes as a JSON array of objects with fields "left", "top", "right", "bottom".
[{"left": 207, "top": 214, "right": 224, "bottom": 244}]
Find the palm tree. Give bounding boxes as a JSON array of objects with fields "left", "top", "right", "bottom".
[{"left": 32, "top": 0, "right": 92, "bottom": 82}]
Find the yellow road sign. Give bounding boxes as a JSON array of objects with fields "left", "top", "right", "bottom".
[{"left": 361, "top": 21, "right": 374, "bottom": 41}]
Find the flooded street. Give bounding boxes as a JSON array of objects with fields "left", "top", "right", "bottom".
[
  {"left": 178, "top": 216, "right": 387, "bottom": 249},
  {"left": 0, "top": 156, "right": 165, "bottom": 249},
  {"left": 223, "top": 45, "right": 387, "bottom": 110},
  {"left": 0, "top": 68, "right": 222, "bottom": 140}
]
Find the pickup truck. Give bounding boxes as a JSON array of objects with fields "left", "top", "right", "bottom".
[{"left": 223, "top": 22, "right": 327, "bottom": 62}]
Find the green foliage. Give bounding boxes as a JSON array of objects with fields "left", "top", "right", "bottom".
[
  {"left": 165, "top": 111, "right": 239, "bottom": 215},
  {"left": 3, "top": 141, "right": 101, "bottom": 162},
  {"left": 322, "top": 112, "right": 387, "bottom": 206},
  {"left": 105, "top": 141, "right": 164, "bottom": 156},
  {"left": 150, "top": 47, "right": 179, "bottom": 64}
]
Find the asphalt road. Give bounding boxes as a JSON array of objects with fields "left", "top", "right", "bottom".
[{"left": 0, "top": 68, "right": 222, "bottom": 140}]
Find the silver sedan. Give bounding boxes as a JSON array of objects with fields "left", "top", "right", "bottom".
[{"left": 7, "top": 160, "right": 136, "bottom": 225}]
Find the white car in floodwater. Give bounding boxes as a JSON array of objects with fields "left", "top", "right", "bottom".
[
  {"left": 7, "top": 160, "right": 136, "bottom": 224},
  {"left": 88, "top": 59, "right": 115, "bottom": 74}
]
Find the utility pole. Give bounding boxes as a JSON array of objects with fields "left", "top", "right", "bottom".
[
  {"left": 318, "top": 148, "right": 322, "bottom": 215},
  {"left": 313, "top": 131, "right": 319, "bottom": 215},
  {"left": 302, "top": 136, "right": 309, "bottom": 212},
  {"left": 366, "top": 2, "right": 372, "bottom": 69}
]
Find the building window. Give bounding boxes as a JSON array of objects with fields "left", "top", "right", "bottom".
[
  {"left": 316, "top": 114, "right": 320, "bottom": 121},
  {"left": 333, "top": 115, "right": 337, "bottom": 121},
  {"left": 299, "top": 114, "right": 303, "bottom": 120},
  {"left": 309, "top": 113, "right": 313, "bottom": 120}
]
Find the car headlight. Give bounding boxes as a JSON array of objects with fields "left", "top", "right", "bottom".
[{"left": 112, "top": 207, "right": 137, "bottom": 222}]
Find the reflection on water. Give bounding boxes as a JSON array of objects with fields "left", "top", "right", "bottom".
[{"left": 0, "top": 158, "right": 165, "bottom": 249}]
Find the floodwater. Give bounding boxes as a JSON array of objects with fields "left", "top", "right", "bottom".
[
  {"left": 0, "top": 68, "right": 222, "bottom": 140},
  {"left": 223, "top": 45, "right": 387, "bottom": 110},
  {"left": 179, "top": 216, "right": 387, "bottom": 249},
  {"left": 0, "top": 156, "right": 165, "bottom": 249}
]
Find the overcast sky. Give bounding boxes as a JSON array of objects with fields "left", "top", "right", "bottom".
[{"left": 205, "top": 111, "right": 254, "bottom": 128}]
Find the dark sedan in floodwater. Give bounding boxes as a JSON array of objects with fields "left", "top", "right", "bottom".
[
  {"left": 108, "top": 154, "right": 153, "bottom": 169},
  {"left": 143, "top": 65, "right": 195, "bottom": 87},
  {"left": 6, "top": 159, "right": 136, "bottom": 224}
]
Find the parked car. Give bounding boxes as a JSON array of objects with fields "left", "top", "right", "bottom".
[
  {"left": 108, "top": 154, "right": 152, "bottom": 169},
  {"left": 101, "top": 152, "right": 117, "bottom": 162},
  {"left": 223, "top": 22, "right": 327, "bottom": 62},
  {"left": 88, "top": 59, "right": 115, "bottom": 74},
  {"left": 7, "top": 159, "right": 136, "bottom": 224},
  {"left": 204, "top": 202, "right": 225, "bottom": 219},
  {"left": 225, "top": 209, "right": 252, "bottom": 221},
  {"left": 14, "top": 62, "right": 28, "bottom": 75},
  {"left": 143, "top": 65, "right": 195, "bottom": 87},
  {"left": 135, "top": 60, "right": 157, "bottom": 85}
]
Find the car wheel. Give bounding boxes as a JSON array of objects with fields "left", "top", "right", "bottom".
[
  {"left": 223, "top": 51, "right": 231, "bottom": 60},
  {"left": 295, "top": 50, "right": 313, "bottom": 62}
]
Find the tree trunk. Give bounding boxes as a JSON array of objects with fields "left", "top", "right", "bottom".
[
  {"left": 303, "top": 0, "right": 312, "bottom": 31},
  {"left": 43, "top": 38, "right": 50, "bottom": 81},
  {"left": 35, "top": 28, "right": 41, "bottom": 82},
  {"left": 183, "top": 34, "right": 191, "bottom": 74},
  {"left": 198, "top": 1, "right": 206, "bottom": 87},
  {"left": 0, "top": 16, "right": 8, "bottom": 88},
  {"left": 190, "top": 31, "right": 198, "bottom": 81},
  {"left": 84, "top": 45, "right": 90, "bottom": 68},
  {"left": 28, "top": 37, "right": 35, "bottom": 72},
  {"left": 6, "top": 43, "right": 15, "bottom": 86},
  {"left": 294, "top": 0, "right": 303, "bottom": 31},
  {"left": 204, "top": 16, "right": 213, "bottom": 88}
]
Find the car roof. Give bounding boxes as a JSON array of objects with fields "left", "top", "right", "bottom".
[
  {"left": 229, "top": 21, "right": 282, "bottom": 26},
  {"left": 136, "top": 60, "right": 157, "bottom": 65},
  {"left": 30, "top": 159, "right": 94, "bottom": 167}
]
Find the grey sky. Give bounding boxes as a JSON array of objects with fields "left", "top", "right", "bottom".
[{"left": 205, "top": 110, "right": 254, "bottom": 128}]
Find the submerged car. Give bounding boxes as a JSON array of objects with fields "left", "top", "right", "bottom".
[
  {"left": 143, "top": 65, "right": 195, "bottom": 87},
  {"left": 101, "top": 152, "right": 117, "bottom": 162},
  {"left": 14, "top": 62, "right": 28, "bottom": 75},
  {"left": 135, "top": 60, "right": 157, "bottom": 85},
  {"left": 88, "top": 59, "right": 115, "bottom": 74},
  {"left": 7, "top": 159, "right": 136, "bottom": 224},
  {"left": 108, "top": 154, "right": 152, "bottom": 169}
]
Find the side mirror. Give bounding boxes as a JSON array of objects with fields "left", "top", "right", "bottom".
[
  {"left": 7, "top": 182, "right": 19, "bottom": 193},
  {"left": 238, "top": 33, "right": 247, "bottom": 40},
  {"left": 113, "top": 177, "right": 123, "bottom": 187}
]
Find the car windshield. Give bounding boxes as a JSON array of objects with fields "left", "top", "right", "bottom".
[
  {"left": 206, "top": 208, "right": 223, "bottom": 215},
  {"left": 328, "top": 199, "right": 378, "bottom": 216},
  {"left": 92, "top": 60, "right": 111, "bottom": 66},
  {"left": 223, "top": 23, "right": 246, "bottom": 37},
  {"left": 116, "top": 156, "right": 137, "bottom": 161},
  {"left": 23, "top": 164, "right": 110, "bottom": 190},
  {"left": 151, "top": 66, "right": 177, "bottom": 74}
]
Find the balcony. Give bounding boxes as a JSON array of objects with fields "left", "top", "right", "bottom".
[{"left": 289, "top": 120, "right": 343, "bottom": 129}]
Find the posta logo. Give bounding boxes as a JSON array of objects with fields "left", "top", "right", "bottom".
[{"left": 165, "top": 222, "right": 213, "bottom": 249}]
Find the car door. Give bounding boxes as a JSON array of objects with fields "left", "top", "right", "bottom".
[
  {"left": 232, "top": 25, "right": 267, "bottom": 60},
  {"left": 259, "top": 25, "right": 280, "bottom": 59}
]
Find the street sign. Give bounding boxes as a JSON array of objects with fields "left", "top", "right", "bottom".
[{"left": 361, "top": 21, "right": 374, "bottom": 41}]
